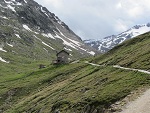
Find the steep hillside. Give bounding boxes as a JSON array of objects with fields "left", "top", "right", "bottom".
[
  {"left": 85, "top": 23, "right": 150, "bottom": 53},
  {"left": 0, "top": 0, "right": 96, "bottom": 65},
  {"left": 0, "top": 29, "right": 150, "bottom": 113}
]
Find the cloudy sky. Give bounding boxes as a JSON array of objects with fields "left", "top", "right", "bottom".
[{"left": 34, "top": 0, "right": 150, "bottom": 40}]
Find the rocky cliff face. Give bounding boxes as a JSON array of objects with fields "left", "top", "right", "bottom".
[
  {"left": 0, "top": 0, "right": 96, "bottom": 63},
  {"left": 84, "top": 23, "right": 150, "bottom": 53}
]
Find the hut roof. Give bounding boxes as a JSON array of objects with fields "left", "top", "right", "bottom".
[{"left": 56, "top": 50, "right": 69, "bottom": 56}]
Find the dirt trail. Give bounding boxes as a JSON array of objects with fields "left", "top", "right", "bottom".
[
  {"left": 120, "top": 88, "right": 150, "bottom": 113},
  {"left": 84, "top": 61, "right": 150, "bottom": 75},
  {"left": 113, "top": 65, "right": 150, "bottom": 74},
  {"left": 84, "top": 61, "right": 104, "bottom": 67}
]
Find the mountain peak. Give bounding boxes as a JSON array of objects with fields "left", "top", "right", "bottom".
[
  {"left": 85, "top": 23, "right": 150, "bottom": 53},
  {"left": 0, "top": 0, "right": 97, "bottom": 64}
]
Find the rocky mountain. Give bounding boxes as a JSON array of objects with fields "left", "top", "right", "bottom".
[
  {"left": 0, "top": 0, "right": 97, "bottom": 64},
  {"left": 84, "top": 23, "right": 150, "bottom": 53}
]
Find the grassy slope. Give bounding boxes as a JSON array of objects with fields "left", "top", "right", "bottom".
[
  {"left": 0, "top": 32, "right": 150, "bottom": 113},
  {"left": 0, "top": 62, "right": 150, "bottom": 113}
]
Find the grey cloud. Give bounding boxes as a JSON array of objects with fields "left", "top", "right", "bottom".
[{"left": 34, "top": 0, "right": 150, "bottom": 40}]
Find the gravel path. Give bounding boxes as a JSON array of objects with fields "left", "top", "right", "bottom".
[
  {"left": 113, "top": 65, "right": 150, "bottom": 74},
  {"left": 120, "top": 88, "right": 150, "bottom": 113},
  {"left": 84, "top": 61, "right": 103, "bottom": 66},
  {"left": 85, "top": 62, "right": 150, "bottom": 75}
]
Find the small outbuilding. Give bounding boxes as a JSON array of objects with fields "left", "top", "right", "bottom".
[{"left": 53, "top": 50, "right": 69, "bottom": 64}]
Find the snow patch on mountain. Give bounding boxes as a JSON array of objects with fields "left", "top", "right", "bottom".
[
  {"left": 67, "top": 38, "right": 82, "bottom": 46},
  {"left": 7, "top": 5, "right": 16, "bottom": 12},
  {"left": 126, "top": 24, "right": 150, "bottom": 38},
  {"left": 4, "top": 0, "right": 23, "bottom": 5},
  {"left": 7, "top": 43, "right": 13, "bottom": 47},
  {"left": 54, "top": 34, "right": 78, "bottom": 50},
  {"left": 22, "top": 24, "right": 39, "bottom": 34},
  {"left": 56, "top": 29, "right": 66, "bottom": 37},
  {"left": 40, "top": 7, "right": 49, "bottom": 17},
  {"left": 56, "top": 30, "right": 82, "bottom": 47},
  {"left": 64, "top": 47, "right": 72, "bottom": 51},
  {"left": 43, "top": 48, "right": 48, "bottom": 53},
  {"left": 15, "top": 34, "right": 21, "bottom": 39},
  {"left": 23, "top": 24, "right": 32, "bottom": 31},
  {"left": 41, "top": 33, "right": 55, "bottom": 39},
  {"left": 47, "top": 33, "right": 55, "bottom": 39},
  {"left": 33, "top": 35, "right": 42, "bottom": 41},
  {"left": 0, "top": 15, "right": 8, "bottom": 19},
  {"left": 54, "top": 16, "right": 63, "bottom": 25},
  {"left": 88, "top": 51, "right": 95, "bottom": 56},
  {"left": 42, "top": 42, "right": 55, "bottom": 50},
  {"left": 4, "top": 0, "right": 14, "bottom": 4},
  {"left": 24, "top": 0, "right": 27, "bottom": 4},
  {"left": 54, "top": 31, "right": 96, "bottom": 55},
  {"left": 0, "top": 47, "right": 7, "bottom": 52},
  {"left": 0, "top": 57, "right": 9, "bottom": 63}
]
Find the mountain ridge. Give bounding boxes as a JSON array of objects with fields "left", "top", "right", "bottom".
[{"left": 84, "top": 23, "right": 150, "bottom": 53}]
